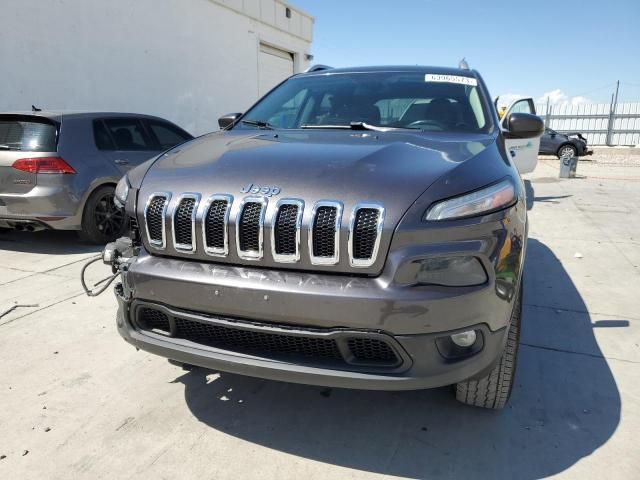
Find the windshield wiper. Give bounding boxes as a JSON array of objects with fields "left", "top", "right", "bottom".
[
  {"left": 300, "top": 122, "right": 415, "bottom": 132},
  {"left": 0, "top": 144, "right": 21, "bottom": 150},
  {"left": 241, "top": 119, "right": 274, "bottom": 129}
]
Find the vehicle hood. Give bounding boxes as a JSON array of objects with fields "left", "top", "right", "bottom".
[
  {"left": 140, "top": 130, "right": 496, "bottom": 211},
  {"left": 566, "top": 132, "right": 587, "bottom": 143}
]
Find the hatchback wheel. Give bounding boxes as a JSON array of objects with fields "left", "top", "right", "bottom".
[{"left": 79, "top": 186, "right": 126, "bottom": 244}]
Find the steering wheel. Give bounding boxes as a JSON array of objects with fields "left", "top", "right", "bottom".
[{"left": 407, "top": 119, "right": 445, "bottom": 130}]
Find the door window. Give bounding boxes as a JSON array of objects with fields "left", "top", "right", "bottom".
[
  {"left": 102, "top": 118, "right": 153, "bottom": 151},
  {"left": 93, "top": 120, "right": 115, "bottom": 150},
  {"left": 147, "top": 120, "right": 191, "bottom": 149},
  {"left": 509, "top": 99, "right": 535, "bottom": 115}
]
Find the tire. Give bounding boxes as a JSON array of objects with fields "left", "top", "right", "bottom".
[
  {"left": 78, "top": 185, "right": 127, "bottom": 244},
  {"left": 455, "top": 281, "right": 522, "bottom": 409},
  {"left": 557, "top": 144, "right": 577, "bottom": 159}
]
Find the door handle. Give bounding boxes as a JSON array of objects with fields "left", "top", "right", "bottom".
[{"left": 114, "top": 159, "right": 129, "bottom": 165}]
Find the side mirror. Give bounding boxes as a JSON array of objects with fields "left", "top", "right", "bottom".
[
  {"left": 218, "top": 113, "right": 242, "bottom": 130},
  {"left": 503, "top": 112, "right": 544, "bottom": 139}
]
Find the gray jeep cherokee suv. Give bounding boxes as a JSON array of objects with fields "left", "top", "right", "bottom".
[{"left": 105, "top": 66, "right": 543, "bottom": 409}]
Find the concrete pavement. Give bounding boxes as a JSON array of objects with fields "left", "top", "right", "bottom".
[{"left": 1, "top": 158, "right": 639, "bottom": 479}]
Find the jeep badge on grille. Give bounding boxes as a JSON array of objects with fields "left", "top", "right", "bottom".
[{"left": 240, "top": 183, "right": 281, "bottom": 197}]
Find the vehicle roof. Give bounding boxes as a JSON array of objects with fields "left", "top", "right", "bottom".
[
  {"left": 300, "top": 65, "right": 479, "bottom": 76},
  {"left": 0, "top": 111, "right": 173, "bottom": 122}
]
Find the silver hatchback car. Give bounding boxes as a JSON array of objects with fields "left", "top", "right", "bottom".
[{"left": 0, "top": 112, "right": 192, "bottom": 243}]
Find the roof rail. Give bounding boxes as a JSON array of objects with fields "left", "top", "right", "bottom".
[{"left": 305, "top": 64, "right": 333, "bottom": 73}]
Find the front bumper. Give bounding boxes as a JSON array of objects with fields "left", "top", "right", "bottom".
[
  {"left": 575, "top": 141, "right": 593, "bottom": 157},
  {"left": 113, "top": 244, "right": 516, "bottom": 390},
  {"left": 116, "top": 295, "right": 508, "bottom": 390}
]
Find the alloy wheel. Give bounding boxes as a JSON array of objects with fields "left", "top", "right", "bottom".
[
  {"left": 93, "top": 192, "right": 125, "bottom": 237},
  {"left": 559, "top": 146, "right": 576, "bottom": 159}
]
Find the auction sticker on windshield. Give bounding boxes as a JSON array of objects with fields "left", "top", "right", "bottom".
[{"left": 425, "top": 74, "right": 478, "bottom": 86}]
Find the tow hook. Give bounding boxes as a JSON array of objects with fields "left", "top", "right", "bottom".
[{"left": 81, "top": 237, "right": 138, "bottom": 297}]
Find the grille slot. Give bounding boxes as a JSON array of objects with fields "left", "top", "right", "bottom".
[
  {"left": 272, "top": 199, "right": 303, "bottom": 262},
  {"left": 310, "top": 202, "right": 342, "bottom": 265},
  {"left": 203, "top": 195, "right": 232, "bottom": 256},
  {"left": 173, "top": 195, "right": 198, "bottom": 251},
  {"left": 313, "top": 207, "right": 337, "bottom": 256},
  {"left": 237, "top": 199, "right": 266, "bottom": 259},
  {"left": 275, "top": 204, "right": 299, "bottom": 255},
  {"left": 353, "top": 209, "right": 379, "bottom": 259},
  {"left": 145, "top": 194, "right": 169, "bottom": 248},
  {"left": 347, "top": 338, "right": 399, "bottom": 365}
]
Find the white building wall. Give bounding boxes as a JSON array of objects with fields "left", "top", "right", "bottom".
[{"left": 0, "top": 0, "right": 314, "bottom": 135}]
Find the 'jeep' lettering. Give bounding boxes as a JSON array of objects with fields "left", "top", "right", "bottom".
[{"left": 240, "top": 184, "right": 281, "bottom": 197}]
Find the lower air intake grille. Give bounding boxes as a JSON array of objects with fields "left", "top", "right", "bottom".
[
  {"left": 138, "top": 308, "right": 171, "bottom": 334},
  {"left": 135, "top": 306, "right": 402, "bottom": 369},
  {"left": 204, "top": 199, "right": 229, "bottom": 250},
  {"left": 146, "top": 196, "right": 167, "bottom": 244},
  {"left": 174, "top": 198, "right": 196, "bottom": 247},
  {"left": 238, "top": 202, "right": 263, "bottom": 252},
  {"left": 274, "top": 204, "right": 299, "bottom": 255},
  {"left": 174, "top": 318, "right": 343, "bottom": 361},
  {"left": 352, "top": 208, "right": 380, "bottom": 260},
  {"left": 347, "top": 338, "right": 398, "bottom": 364},
  {"left": 312, "top": 206, "right": 337, "bottom": 257}
]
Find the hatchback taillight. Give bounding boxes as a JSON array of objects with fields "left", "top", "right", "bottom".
[{"left": 12, "top": 157, "right": 76, "bottom": 174}]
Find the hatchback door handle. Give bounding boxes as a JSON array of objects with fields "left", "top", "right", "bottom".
[{"left": 114, "top": 159, "right": 129, "bottom": 165}]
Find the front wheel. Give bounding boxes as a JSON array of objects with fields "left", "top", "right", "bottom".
[
  {"left": 455, "top": 282, "right": 522, "bottom": 409},
  {"left": 78, "top": 186, "right": 127, "bottom": 244},
  {"left": 557, "top": 144, "right": 577, "bottom": 159}
]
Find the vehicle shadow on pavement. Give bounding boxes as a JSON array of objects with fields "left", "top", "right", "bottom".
[
  {"left": 176, "top": 233, "right": 621, "bottom": 479},
  {"left": 524, "top": 179, "right": 571, "bottom": 210},
  {"left": 0, "top": 230, "right": 101, "bottom": 255}
]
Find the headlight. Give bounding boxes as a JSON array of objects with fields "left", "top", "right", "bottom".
[
  {"left": 114, "top": 175, "right": 130, "bottom": 209},
  {"left": 425, "top": 178, "right": 516, "bottom": 221}
]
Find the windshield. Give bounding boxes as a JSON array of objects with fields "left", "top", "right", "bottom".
[{"left": 237, "top": 71, "right": 492, "bottom": 133}]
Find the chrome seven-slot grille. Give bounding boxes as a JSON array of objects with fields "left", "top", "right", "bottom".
[
  {"left": 143, "top": 193, "right": 384, "bottom": 267},
  {"left": 136, "top": 306, "right": 401, "bottom": 368}
]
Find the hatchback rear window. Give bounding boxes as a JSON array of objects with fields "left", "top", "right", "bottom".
[{"left": 0, "top": 118, "right": 57, "bottom": 152}]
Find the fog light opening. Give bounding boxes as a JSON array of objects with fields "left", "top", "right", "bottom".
[
  {"left": 450, "top": 330, "right": 477, "bottom": 348},
  {"left": 435, "top": 329, "right": 484, "bottom": 360}
]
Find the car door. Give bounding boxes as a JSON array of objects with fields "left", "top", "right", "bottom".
[
  {"left": 539, "top": 128, "right": 555, "bottom": 154},
  {"left": 95, "top": 117, "right": 159, "bottom": 174},
  {"left": 502, "top": 98, "right": 541, "bottom": 174}
]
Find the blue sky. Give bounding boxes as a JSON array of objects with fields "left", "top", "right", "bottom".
[{"left": 293, "top": 0, "right": 640, "bottom": 106}]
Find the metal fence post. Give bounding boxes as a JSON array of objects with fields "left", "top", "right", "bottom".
[
  {"left": 606, "top": 81, "right": 620, "bottom": 146},
  {"left": 544, "top": 97, "right": 550, "bottom": 128}
]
